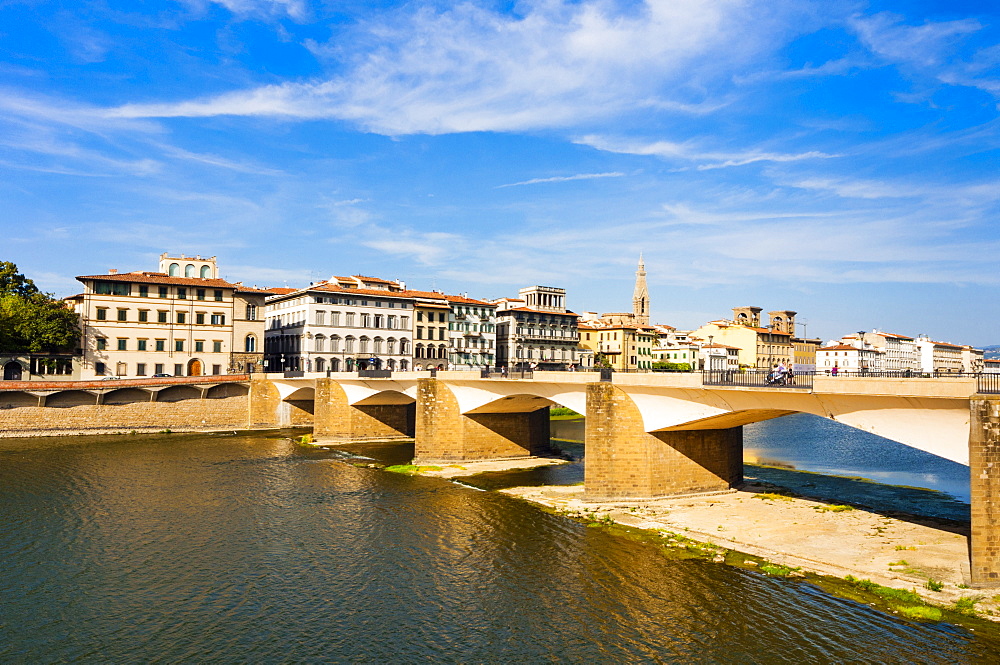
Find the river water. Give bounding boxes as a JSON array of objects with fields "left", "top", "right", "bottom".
[{"left": 1, "top": 418, "right": 997, "bottom": 662}]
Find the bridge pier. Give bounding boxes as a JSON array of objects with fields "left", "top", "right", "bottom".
[
  {"left": 414, "top": 378, "right": 550, "bottom": 463},
  {"left": 971, "top": 396, "right": 1000, "bottom": 587},
  {"left": 314, "top": 379, "right": 414, "bottom": 441},
  {"left": 248, "top": 376, "right": 313, "bottom": 429},
  {"left": 585, "top": 383, "right": 743, "bottom": 501}
]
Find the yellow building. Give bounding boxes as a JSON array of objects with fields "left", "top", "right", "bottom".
[
  {"left": 578, "top": 321, "right": 655, "bottom": 371},
  {"left": 690, "top": 307, "right": 796, "bottom": 369}
]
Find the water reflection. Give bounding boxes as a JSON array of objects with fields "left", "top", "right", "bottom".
[{"left": 0, "top": 430, "right": 996, "bottom": 663}]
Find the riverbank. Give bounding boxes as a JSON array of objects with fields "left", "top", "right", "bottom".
[{"left": 496, "top": 479, "right": 1000, "bottom": 619}]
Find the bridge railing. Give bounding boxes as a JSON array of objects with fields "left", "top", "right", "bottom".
[
  {"left": 979, "top": 373, "right": 1000, "bottom": 395},
  {"left": 358, "top": 369, "right": 393, "bottom": 379},
  {"left": 702, "top": 369, "right": 814, "bottom": 389}
]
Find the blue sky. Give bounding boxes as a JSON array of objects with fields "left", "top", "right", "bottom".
[{"left": 1, "top": 0, "right": 998, "bottom": 344}]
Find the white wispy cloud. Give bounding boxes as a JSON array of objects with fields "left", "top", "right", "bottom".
[
  {"left": 496, "top": 172, "right": 626, "bottom": 188},
  {"left": 576, "top": 135, "right": 836, "bottom": 169},
  {"left": 104, "top": 0, "right": 802, "bottom": 134}
]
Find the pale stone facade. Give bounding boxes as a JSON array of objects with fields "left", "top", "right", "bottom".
[
  {"left": 494, "top": 287, "right": 584, "bottom": 370},
  {"left": 446, "top": 295, "right": 497, "bottom": 370},
  {"left": 69, "top": 256, "right": 268, "bottom": 379}
]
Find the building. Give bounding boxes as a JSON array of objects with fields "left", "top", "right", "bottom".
[
  {"left": 915, "top": 336, "right": 964, "bottom": 374},
  {"left": 962, "top": 345, "right": 985, "bottom": 374},
  {"left": 690, "top": 307, "right": 796, "bottom": 369},
  {"left": 791, "top": 337, "right": 821, "bottom": 373},
  {"left": 263, "top": 275, "right": 414, "bottom": 372},
  {"left": 632, "top": 254, "right": 649, "bottom": 326},
  {"left": 69, "top": 254, "right": 269, "bottom": 379},
  {"left": 700, "top": 343, "right": 740, "bottom": 371},
  {"left": 816, "top": 343, "right": 884, "bottom": 373},
  {"left": 446, "top": 295, "right": 497, "bottom": 370},
  {"left": 578, "top": 320, "right": 656, "bottom": 371},
  {"left": 859, "top": 331, "right": 918, "bottom": 371},
  {"left": 494, "top": 286, "right": 583, "bottom": 370},
  {"left": 410, "top": 290, "right": 452, "bottom": 370}
]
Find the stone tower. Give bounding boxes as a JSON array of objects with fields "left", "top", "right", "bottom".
[
  {"left": 632, "top": 254, "right": 649, "bottom": 326},
  {"left": 768, "top": 310, "right": 797, "bottom": 335},
  {"left": 732, "top": 306, "right": 763, "bottom": 328}
]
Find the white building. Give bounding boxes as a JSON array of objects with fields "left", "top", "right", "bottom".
[
  {"left": 816, "top": 343, "right": 884, "bottom": 373},
  {"left": 264, "top": 276, "right": 413, "bottom": 372},
  {"left": 858, "top": 330, "right": 918, "bottom": 371},
  {"left": 914, "top": 336, "right": 964, "bottom": 374},
  {"left": 494, "top": 286, "right": 584, "bottom": 370}
]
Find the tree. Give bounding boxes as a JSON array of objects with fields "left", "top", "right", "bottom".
[{"left": 0, "top": 262, "right": 80, "bottom": 353}]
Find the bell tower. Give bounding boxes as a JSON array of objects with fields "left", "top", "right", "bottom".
[
  {"left": 732, "top": 306, "right": 762, "bottom": 328},
  {"left": 632, "top": 254, "right": 649, "bottom": 326}
]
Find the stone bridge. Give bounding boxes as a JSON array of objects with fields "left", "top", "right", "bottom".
[{"left": 251, "top": 369, "right": 1000, "bottom": 586}]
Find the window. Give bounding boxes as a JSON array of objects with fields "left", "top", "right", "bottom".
[
  {"left": 401, "top": 316, "right": 410, "bottom": 328},
  {"left": 138, "top": 285, "right": 148, "bottom": 297},
  {"left": 177, "top": 312, "right": 186, "bottom": 324},
  {"left": 388, "top": 315, "right": 396, "bottom": 329},
  {"left": 195, "top": 340, "right": 204, "bottom": 352},
  {"left": 245, "top": 335, "right": 256, "bottom": 353},
  {"left": 155, "top": 339, "right": 165, "bottom": 352},
  {"left": 96, "top": 308, "right": 107, "bottom": 321},
  {"left": 211, "top": 314, "right": 225, "bottom": 325},
  {"left": 157, "top": 311, "right": 167, "bottom": 323},
  {"left": 374, "top": 315, "right": 383, "bottom": 328},
  {"left": 201, "top": 266, "right": 210, "bottom": 279},
  {"left": 345, "top": 337, "right": 355, "bottom": 353},
  {"left": 361, "top": 314, "right": 370, "bottom": 327},
  {"left": 117, "top": 339, "right": 127, "bottom": 351},
  {"left": 196, "top": 289, "right": 206, "bottom": 300},
  {"left": 95, "top": 362, "right": 106, "bottom": 376},
  {"left": 246, "top": 304, "right": 257, "bottom": 320},
  {"left": 169, "top": 263, "right": 179, "bottom": 276},
  {"left": 95, "top": 282, "right": 130, "bottom": 295},
  {"left": 212, "top": 364, "right": 221, "bottom": 374},
  {"left": 213, "top": 341, "right": 222, "bottom": 353},
  {"left": 185, "top": 264, "right": 195, "bottom": 278},
  {"left": 331, "top": 311, "right": 340, "bottom": 326},
  {"left": 177, "top": 288, "right": 187, "bottom": 300},
  {"left": 136, "top": 363, "right": 146, "bottom": 376},
  {"left": 416, "top": 327, "right": 423, "bottom": 339},
  {"left": 155, "top": 363, "right": 164, "bottom": 374},
  {"left": 174, "top": 364, "right": 183, "bottom": 376},
  {"left": 138, "top": 310, "right": 148, "bottom": 322},
  {"left": 96, "top": 337, "right": 107, "bottom": 350},
  {"left": 196, "top": 312, "right": 205, "bottom": 324},
  {"left": 158, "top": 287, "right": 168, "bottom": 298},
  {"left": 137, "top": 339, "right": 147, "bottom": 351},
  {"left": 175, "top": 340, "right": 184, "bottom": 352},
  {"left": 331, "top": 336, "right": 340, "bottom": 352},
  {"left": 345, "top": 313, "right": 355, "bottom": 326},
  {"left": 214, "top": 290, "right": 223, "bottom": 301},
  {"left": 315, "top": 311, "right": 325, "bottom": 325},
  {"left": 314, "top": 336, "right": 325, "bottom": 352},
  {"left": 359, "top": 337, "right": 369, "bottom": 353},
  {"left": 417, "top": 311, "right": 423, "bottom": 322}
]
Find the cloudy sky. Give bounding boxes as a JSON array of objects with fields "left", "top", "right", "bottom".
[{"left": 2, "top": 0, "right": 998, "bottom": 344}]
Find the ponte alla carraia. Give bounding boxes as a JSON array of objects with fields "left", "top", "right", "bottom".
[{"left": 2, "top": 369, "right": 999, "bottom": 586}]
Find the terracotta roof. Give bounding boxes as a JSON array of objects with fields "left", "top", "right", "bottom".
[
  {"left": 929, "top": 341, "right": 963, "bottom": 349},
  {"left": 77, "top": 272, "right": 240, "bottom": 289},
  {"left": 500, "top": 307, "right": 580, "bottom": 318},
  {"left": 875, "top": 332, "right": 914, "bottom": 340},
  {"left": 748, "top": 327, "right": 792, "bottom": 335},
  {"left": 444, "top": 294, "right": 494, "bottom": 306},
  {"left": 702, "top": 344, "right": 740, "bottom": 350},
  {"left": 819, "top": 344, "right": 861, "bottom": 351},
  {"left": 266, "top": 287, "right": 298, "bottom": 295}
]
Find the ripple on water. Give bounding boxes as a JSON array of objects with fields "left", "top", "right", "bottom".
[{"left": 1, "top": 432, "right": 998, "bottom": 663}]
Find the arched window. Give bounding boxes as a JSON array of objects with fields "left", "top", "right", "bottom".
[
  {"left": 415, "top": 343, "right": 424, "bottom": 359},
  {"left": 245, "top": 335, "right": 256, "bottom": 353},
  {"left": 439, "top": 344, "right": 447, "bottom": 359},
  {"left": 331, "top": 335, "right": 340, "bottom": 352},
  {"left": 387, "top": 338, "right": 397, "bottom": 355},
  {"left": 345, "top": 336, "right": 355, "bottom": 353},
  {"left": 200, "top": 265, "right": 210, "bottom": 278},
  {"left": 386, "top": 359, "right": 396, "bottom": 370},
  {"left": 169, "top": 263, "right": 179, "bottom": 276},
  {"left": 400, "top": 359, "right": 409, "bottom": 371},
  {"left": 185, "top": 264, "right": 195, "bottom": 277},
  {"left": 331, "top": 358, "right": 341, "bottom": 372},
  {"left": 359, "top": 336, "right": 369, "bottom": 354},
  {"left": 314, "top": 335, "right": 325, "bottom": 352},
  {"left": 373, "top": 337, "right": 383, "bottom": 354},
  {"left": 400, "top": 338, "right": 409, "bottom": 354},
  {"left": 315, "top": 358, "right": 325, "bottom": 372}
]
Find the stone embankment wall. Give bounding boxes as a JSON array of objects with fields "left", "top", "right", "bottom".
[
  {"left": 0, "top": 397, "right": 250, "bottom": 437},
  {"left": 0, "top": 377, "right": 253, "bottom": 438}
]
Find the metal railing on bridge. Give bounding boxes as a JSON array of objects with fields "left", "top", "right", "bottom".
[
  {"left": 979, "top": 373, "right": 1000, "bottom": 395},
  {"left": 358, "top": 369, "right": 393, "bottom": 379},
  {"left": 480, "top": 369, "right": 534, "bottom": 379},
  {"left": 702, "top": 369, "right": 813, "bottom": 389}
]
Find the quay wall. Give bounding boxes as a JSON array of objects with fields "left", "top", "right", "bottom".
[{"left": 0, "top": 395, "right": 251, "bottom": 438}]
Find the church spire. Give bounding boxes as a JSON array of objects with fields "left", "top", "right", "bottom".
[{"left": 632, "top": 254, "right": 649, "bottom": 325}]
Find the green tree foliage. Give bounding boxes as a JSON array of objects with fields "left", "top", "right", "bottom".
[
  {"left": 652, "top": 361, "right": 692, "bottom": 371},
  {"left": 0, "top": 262, "right": 80, "bottom": 353}
]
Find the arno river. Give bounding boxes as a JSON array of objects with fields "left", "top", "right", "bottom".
[{"left": 2, "top": 417, "right": 998, "bottom": 663}]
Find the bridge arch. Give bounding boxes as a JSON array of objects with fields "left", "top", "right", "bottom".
[
  {"left": 47, "top": 390, "right": 98, "bottom": 407},
  {"left": 0, "top": 391, "right": 37, "bottom": 408},
  {"left": 156, "top": 385, "right": 202, "bottom": 402},
  {"left": 104, "top": 388, "right": 153, "bottom": 405}
]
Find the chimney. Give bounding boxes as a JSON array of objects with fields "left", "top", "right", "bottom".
[{"left": 108, "top": 268, "right": 118, "bottom": 274}]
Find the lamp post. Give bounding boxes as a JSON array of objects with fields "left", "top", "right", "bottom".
[
  {"left": 857, "top": 331, "right": 866, "bottom": 373},
  {"left": 707, "top": 335, "right": 714, "bottom": 372}
]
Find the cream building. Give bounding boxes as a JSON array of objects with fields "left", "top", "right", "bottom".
[
  {"left": 690, "top": 307, "right": 796, "bottom": 369},
  {"left": 494, "top": 286, "right": 584, "bottom": 370},
  {"left": 446, "top": 295, "right": 497, "bottom": 370},
  {"left": 70, "top": 254, "right": 269, "bottom": 379},
  {"left": 264, "top": 275, "right": 414, "bottom": 372}
]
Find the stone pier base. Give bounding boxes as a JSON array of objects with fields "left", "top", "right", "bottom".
[
  {"left": 414, "top": 378, "right": 550, "bottom": 463},
  {"left": 314, "top": 379, "right": 414, "bottom": 441},
  {"left": 971, "top": 396, "right": 1000, "bottom": 587},
  {"left": 585, "top": 383, "right": 742, "bottom": 501}
]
